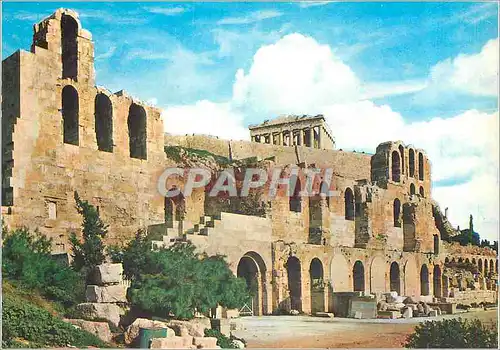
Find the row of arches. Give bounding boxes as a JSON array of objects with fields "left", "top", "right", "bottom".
[
  {"left": 61, "top": 85, "right": 147, "bottom": 159},
  {"left": 391, "top": 148, "right": 425, "bottom": 182},
  {"left": 445, "top": 256, "right": 498, "bottom": 275},
  {"left": 236, "top": 251, "right": 450, "bottom": 315}
]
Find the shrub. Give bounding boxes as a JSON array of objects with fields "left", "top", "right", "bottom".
[
  {"left": 204, "top": 329, "right": 242, "bottom": 349},
  {"left": 123, "top": 233, "right": 250, "bottom": 320},
  {"left": 2, "top": 228, "right": 84, "bottom": 307},
  {"left": 2, "top": 292, "right": 108, "bottom": 348},
  {"left": 405, "top": 318, "right": 498, "bottom": 348},
  {"left": 70, "top": 191, "right": 108, "bottom": 273}
]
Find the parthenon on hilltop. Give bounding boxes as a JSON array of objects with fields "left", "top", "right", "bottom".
[
  {"left": 1, "top": 8, "right": 497, "bottom": 317},
  {"left": 249, "top": 114, "right": 335, "bottom": 150}
]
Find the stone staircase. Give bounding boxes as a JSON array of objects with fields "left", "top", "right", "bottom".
[{"left": 148, "top": 215, "right": 221, "bottom": 249}]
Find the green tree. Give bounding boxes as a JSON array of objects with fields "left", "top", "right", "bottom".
[
  {"left": 405, "top": 318, "right": 497, "bottom": 348},
  {"left": 69, "top": 192, "right": 108, "bottom": 273},
  {"left": 123, "top": 233, "right": 249, "bottom": 320},
  {"left": 2, "top": 228, "right": 84, "bottom": 307}
]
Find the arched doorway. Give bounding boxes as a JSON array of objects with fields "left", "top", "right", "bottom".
[
  {"left": 433, "top": 265, "right": 442, "bottom": 297},
  {"left": 420, "top": 264, "right": 430, "bottom": 296},
  {"left": 410, "top": 183, "right": 416, "bottom": 195},
  {"left": 309, "top": 258, "right": 324, "bottom": 313},
  {"left": 353, "top": 261, "right": 365, "bottom": 292},
  {"left": 390, "top": 262, "right": 401, "bottom": 295},
  {"left": 237, "top": 252, "right": 267, "bottom": 315},
  {"left": 286, "top": 256, "right": 302, "bottom": 312}
]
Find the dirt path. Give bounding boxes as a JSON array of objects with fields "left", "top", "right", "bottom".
[{"left": 237, "top": 309, "right": 498, "bottom": 348}]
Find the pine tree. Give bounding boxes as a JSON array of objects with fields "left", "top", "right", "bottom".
[{"left": 69, "top": 191, "right": 108, "bottom": 272}]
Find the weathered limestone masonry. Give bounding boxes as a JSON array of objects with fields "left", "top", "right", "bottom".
[
  {"left": 2, "top": 9, "right": 497, "bottom": 317},
  {"left": 1, "top": 9, "right": 171, "bottom": 250}
]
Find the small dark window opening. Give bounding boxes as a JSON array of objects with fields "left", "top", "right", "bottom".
[
  {"left": 393, "top": 198, "right": 401, "bottom": 227},
  {"left": 128, "top": 103, "right": 147, "bottom": 159},
  {"left": 409, "top": 149, "right": 415, "bottom": 177},
  {"left": 419, "top": 186, "right": 425, "bottom": 197},
  {"left": 61, "top": 14, "right": 78, "bottom": 80},
  {"left": 391, "top": 150, "right": 401, "bottom": 182},
  {"left": 398, "top": 145, "right": 405, "bottom": 174},
  {"left": 62, "top": 85, "right": 79, "bottom": 145},
  {"left": 289, "top": 175, "right": 302, "bottom": 212},
  {"left": 95, "top": 93, "right": 113, "bottom": 152},
  {"left": 344, "top": 188, "right": 354, "bottom": 220},
  {"left": 410, "top": 183, "right": 416, "bottom": 195},
  {"left": 418, "top": 152, "right": 424, "bottom": 181}
]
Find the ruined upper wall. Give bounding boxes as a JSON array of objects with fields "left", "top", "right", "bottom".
[
  {"left": 165, "top": 133, "right": 371, "bottom": 180},
  {"left": 1, "top": 9, "right": 169, "bottom": 249}
]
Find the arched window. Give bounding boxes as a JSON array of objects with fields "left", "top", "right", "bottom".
[
  {"left": 433, "top": 265, "right": 442, "bottom": 297},
  {"left": 434, "top": 235, "right": 439, "bottom": 254},
  {"left": 391, "top": 151, "right": 401, "bottom": 182},
  {"left": 420, "top": 264, "right": 429, "bottom": 296},
  {"left": 399, "top": 145, "right": 405, "bottom": 174},
  {"left": 289, "top": 175, "right": 302, "bottom": 212},
  {"left": 62, "top": 85, "right": 79, "bottom": 145},
  {"left": 353, "top": 261, "right": 365, "bottom": 292},
  {"left": 409, "top": 149, "right": 415, "bottom": 177},
  {"left": 418, "top": 152, "right": 424, "bottom": 181},
  {"left": 344, "top": 188, "right": 354, "bottom": 220},
  {"left": 393, "top": 198, "right": 401, "bottom": 227},
  {"left": 390, "top": 262, "right": 400, "bottom": 294},
  {"left": 410, "top": 183, "right": 416, "bottom": 195},
  {"left": 128, "top": 103, "right": 147, "bottom": 159},
  {"left": 419, "top": 186, "right": 425, "bottom": 197},
  {"left": 61, "top": 14, "right": 78, "bottom": 79},
  {"left": 95, "top": 93, "right": 113, "bottom": 152}
]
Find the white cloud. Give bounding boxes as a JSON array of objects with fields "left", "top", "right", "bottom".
[
  {"left": 160, "top": 33, "right": 499, "bottom": 241},
  {"left": 161, "top": 101, "right": 248, "bottom": 140},
  {"left": 144, "top": 7, "right": 187, "bottom": 16},
  {"left": 297, "top": 1, "right": 333, "bottom": 9},
  {"left": 232, "top": 33, "right": 360, "bottom": 115},
  {"left": 217, "top": 10, "right": 283, "bottom": 25},
  {"left": 427, "top": 38, "right": 499, "bottom": 97}
]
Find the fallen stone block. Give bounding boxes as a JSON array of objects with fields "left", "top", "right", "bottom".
[
  {"left": 89, "top": 263, "right": 123, "bottom": 285},
  {"left": 167, "top": 318, "right": 211, "bottom": 338},
  {"left": 428, "top": 310, "right": 438, "bottom": 317},
  {"left": 315, "top": 312, "right": 334, "bottom": 318},
  {"left": 384, "top": 292, "right": 398, "bottom": 303},
  {"left": 193, "top": 336, "right": 218, "bottom": 349},
  {"left": 231, "top": 339, "right": 245, "bottom": 349},
  {"left": 210, "top": 318, "right": 230, "bottom": 337},
  {"left": 403, "top": 296, "right": 418, "bottom": 304},
  {"left": 377, "top": 311, "right": 401, "bottom": 319},
  {"left": 124, "top": 318, "right": 175, "bottom": 345},
  {"left": 402, "top": 307, "right": 413, "bottom": 319},
  {"left": 76, "top": 303, "right": 121, "bottom": 327},
  {"left": 150, "top": 336, "right": 186, "bottom": 349},
  {"left": 65, "top": 319, "right": 112, "bottom": 342},
  {"left": 86, "top": 284, "right": 127, "bottom": 303},
  {"left": 223, "top": 309, "right": 240, "bottom": 319}
]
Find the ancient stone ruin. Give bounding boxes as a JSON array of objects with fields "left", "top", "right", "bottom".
[{"left": 1, "top": 8, "right": 498, "bottom": 321}]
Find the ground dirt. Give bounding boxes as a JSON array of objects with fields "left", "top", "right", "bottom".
[{"left": 233, "top": 309, "right": 498, "bottom": 348}]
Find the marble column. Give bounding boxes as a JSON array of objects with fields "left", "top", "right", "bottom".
[
  {"left": 309, "top": 128, "right": 314, "bottom": 148},
  {"left": 298, "top": 129, "right": 304, "bottom": 146}
]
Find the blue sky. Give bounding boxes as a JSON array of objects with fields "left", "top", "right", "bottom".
[{"left": 2, "top": 1, "right": 499, "bottom": 241}]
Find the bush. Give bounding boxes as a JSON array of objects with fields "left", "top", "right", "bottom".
[
  {"left": 70, "top": 191, "right": 108, "bottom": 273},
  {"left": 405, "top": 318, "right": 498, "bottom": 348},
  {"left": 2, "top": 228, "right": 84, "bottom": 307},
  {"left": 2, "top": 292, "right": 108, "bottom": 348},
  {"left": 204, "top": 329, "right": 245, "bottom": 349},
  {"left": 123, "top": 233, "right": 250, "bottom": 319}
]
